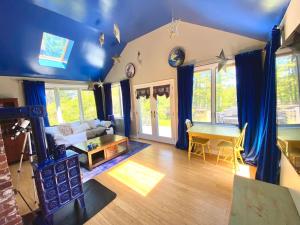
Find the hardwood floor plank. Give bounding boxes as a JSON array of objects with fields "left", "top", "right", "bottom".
[{"left": 9, "top": 140, "right": 245, "bottom": 225}]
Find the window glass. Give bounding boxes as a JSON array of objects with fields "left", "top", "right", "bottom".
[
  {"left": 276, "top": 54, "right": 300, "bottom": 125},
  {"left": 46, "top": 89, "right": 59, "bottom": 125},
  {"left": 139, "top": 96, "right": 152, "bottom": 135},
  {"left": 112, "top": 85, "right": 123, "bottom": 118},
  {"left": 157, "top": 95, "right": 172, "bottom": 137},
  {"left": 59, "top": 90, "right": 80, "bottom": 122},
  {"left": 81, "top": 90, "right": 97, "bottom": 120},
  {"left": 192, "top": 70, "right": 212, "bottom": 122},
  {"left": 39, "top": 32, "right": 74, "bottom": 69},
  {"left": 216, "top": 66, "right": 238, "bottom": 124}
]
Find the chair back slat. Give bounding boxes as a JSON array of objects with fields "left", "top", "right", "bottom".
[
  {"left": 277, "top": 137, "right": 288, "bottom": 155},
  {"left": 185, "top": 119, "right": 192, "bottom": 129},
  {"left": 235, "top": 123, "right": 248, "bottom": 149}
]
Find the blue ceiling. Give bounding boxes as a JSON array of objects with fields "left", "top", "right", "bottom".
[{"left": 0, "top": 0, "right": 290, "bottom": 81}]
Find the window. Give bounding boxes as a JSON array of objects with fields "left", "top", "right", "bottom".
[
  {"left": 59, "top": 90, "right": 80, "bottom": 123},
  {"left": 45, "top": 87, "right": 97, "bottom": 125},
  {"left": 192, "top": 63, "right": 238, "bottom": 125},
  {"left": 81, "top": 90, "right": 98, "bottom": 120},
  {"left": 45, "top": 89, "right": 59, "bottom": 126},
  {"left": 39, "top": 32, "right": 74, "bottom": 69},
  {"left": 192, "top": 70, "right": 212, "bottom": 122},
  {"left": 276, "top": 54, "right": 300, "bottom": 125},
  {"left": 216, "top": 66, "right": 238, "bottom": 124},
  {"left": 111, "top": 84, "right": 123, "bottom": 118}
]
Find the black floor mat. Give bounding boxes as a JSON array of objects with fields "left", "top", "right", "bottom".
[{"left": 23, "top": 179, "right": 117, "bottom": 225}]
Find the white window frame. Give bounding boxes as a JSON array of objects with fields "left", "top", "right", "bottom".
[
  {"left": 45, "top": 83, "right": 97, "bottom": 124},
  {"left": 193, "top": 60, "right": 237, "bottom": 126},
  {"left": 111, "top": 83, "right": 123, "bottom": 119}
]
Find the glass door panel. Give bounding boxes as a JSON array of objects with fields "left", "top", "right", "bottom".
[
  {"left": 156, "top": 95, "right": 172, "bottom": 138},
  {"left": 135, "top": 80, "right": 175, "bottom": 144},
  {"left": 138, "top": 96, "right": 152, "bottom": 135}
]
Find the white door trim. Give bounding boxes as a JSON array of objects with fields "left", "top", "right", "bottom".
[{"left": 133, "top": 79, "right": 176, "bottom": 144}]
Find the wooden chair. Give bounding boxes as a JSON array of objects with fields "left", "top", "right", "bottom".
[
  {"left": 186, "top": 119, "right": 210, "bottom": 160},
  {"left": 277, "top": 137, "right": 288, "bottom": 156},
  {"left": 217, "top": 123, "right": 248, "bottom": 170}
]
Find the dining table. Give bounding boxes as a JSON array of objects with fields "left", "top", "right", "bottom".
[{"left": 187, "top": 124, "right": 241, "bottom": 170}]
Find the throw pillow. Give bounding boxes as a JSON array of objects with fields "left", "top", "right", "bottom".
[
  {"left": 58, "top": 125, "right": 73, "bottom": 136},
  {"left": 100, "top": 120, "right": 112, "bottom": 128}
]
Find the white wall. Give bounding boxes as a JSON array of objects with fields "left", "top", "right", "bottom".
[
  {"left": 283, "top": 0, "right": 300, "bottom": 39},
  {"left": 105, "top": 21, "right": 265, "bottom": 136},
  {"left": 0, "top": 77, "right": 25, "bottom": 106}
]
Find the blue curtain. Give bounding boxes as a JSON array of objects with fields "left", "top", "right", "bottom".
[
  {"left": 235, "top": 50, "right": 264, "bottom": 164},
  {"left": 23, "top": 80, "right": 49, "bottom": 127},
  {"left": 176, "top": 65, "right": 194, "bottom": 150},
  {"left": 93, "top": 85, "right": 105, "bottom": 120},
  {"left": 255, "top": 27, "right": 281, "bottom": 184},
  {"left": 120, "top": 79, "right": 131, "bottom": 137},
  {"left": 103, "top": 83, "right": 112, "bottom": 119}
]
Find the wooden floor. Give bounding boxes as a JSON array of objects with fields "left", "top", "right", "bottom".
[{"left": 9, "top": 140, "right": 255, "bottom": 225}]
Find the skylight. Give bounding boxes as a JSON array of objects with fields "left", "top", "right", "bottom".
[{"left": 39, "top": 32, "right": 74, "bottom": 69}]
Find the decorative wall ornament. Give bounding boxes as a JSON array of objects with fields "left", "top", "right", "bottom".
[
  {"left": 168, "top": 47, "right": 185, "bottom": 67},
  {"left": 125, "top": 63, "right": 136, "bottom": 78},
  {"left": 168, "top": 1, "right": 180, "bottom": 39},
  {"left": 136, "top": 87, "right": 150, "bottom": 99},
  {"left": 153, "top": 85, "right": 170, "bottom": 99},
  {"left": 99, "top": 33, "right": 105, "bottom": 47},
  {"left": 137, "top": 51, "right": 142, "bottom": 65},
  {"left": 112, "top": 55, "right": 121, "bottom": 64},
  {"left": 217, "top": 49, "right": 230, "bottom": 72},
  {"left": 88, "top": 81, "right": 103, "bottom": 90},
  {"left": 169, "top": 18, "right": 180, "bottom": 39},
  {"left": 113, "top": 23, "right": 121, "bottom": 43}
]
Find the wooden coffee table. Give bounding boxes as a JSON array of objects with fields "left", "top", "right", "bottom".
[{"left": 69, "top": 135, "right": 129, "bottom": 170}]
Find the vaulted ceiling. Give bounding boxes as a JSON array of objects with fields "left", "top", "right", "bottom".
[{"left": 0, "top": 0, "right": 290, "bottom": 81}]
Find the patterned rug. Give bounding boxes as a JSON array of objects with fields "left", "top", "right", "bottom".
[{"left": 81, "top": 140, "right": 150, "bottom": 182}]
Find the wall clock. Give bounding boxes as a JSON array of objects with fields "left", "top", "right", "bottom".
[
  {"left": 125, "top": 63, "right": 136, "bottom": 78},
  {"left": 168, "top": 47, "right": 185, "bottom": 67}
]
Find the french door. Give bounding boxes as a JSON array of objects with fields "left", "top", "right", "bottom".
[{"left": 134, "top": 80, "right": 176, "bottom": 144}]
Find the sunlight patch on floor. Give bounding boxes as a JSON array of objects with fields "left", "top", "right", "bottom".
[
  {"left": 235, "top": 164, "right": 251, "bottom": 178},
  {"left": 108, "top": 160, "right": 165, "bottom": 196}
]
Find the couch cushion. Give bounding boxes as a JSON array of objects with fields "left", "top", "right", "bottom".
[
  {"left": 70, "top": 121, "right": 81, "bottom": 127},
  {"left": 86, "top": 119, "right": 101, "bottom": 129},
  {"left": 72, "top": 123, "right": 90, "bottom": 134},
  {"left": 54, "top": 132, "right": 87, "bottom": 147},
  {"left": 45, "top": 126, "right": 59, "bottom": 135},
  {"left": 86, "top": 127, "right": 106, "bottom": 139}
]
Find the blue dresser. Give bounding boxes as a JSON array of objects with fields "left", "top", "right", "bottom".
[{"left": 33, "top": 150, "right": 85, "bottom": 224}]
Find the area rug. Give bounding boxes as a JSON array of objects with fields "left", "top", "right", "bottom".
[
  {"left": 81, "top": 140, "right": 150, "bottom": 182},
  {"left": 23, "top": 179, "right": 116, "bottom": 225}
]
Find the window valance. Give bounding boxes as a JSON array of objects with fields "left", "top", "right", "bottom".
[
  {"left": 136, "top": 87, "right": 150, "bottom": 99},
  {"left": 153, "top": 85, "right": 170, "bottom": 99}
]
